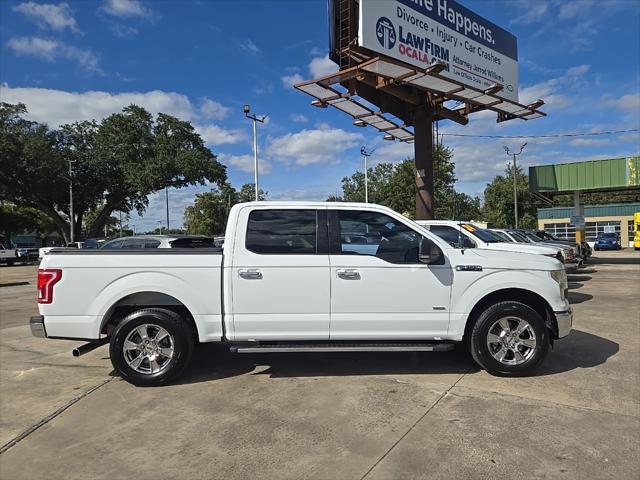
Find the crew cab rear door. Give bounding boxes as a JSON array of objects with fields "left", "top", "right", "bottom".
[{"left": 229, "top": 206, "right": 330, "bottom": 340}]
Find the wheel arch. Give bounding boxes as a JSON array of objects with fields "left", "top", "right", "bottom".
[
  {"left": 464, "top": 288, "right": 557, "bottom": 341},
  {"left": 100, "top": 291, "right": 198, "bottom": 339}
]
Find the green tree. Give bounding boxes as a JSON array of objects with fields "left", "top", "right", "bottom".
[
  {"left": 183, "top": 183, "right": 265, "bottom": 236},
  {"left": 0, "top": 103, "right": 227, "bottom": 242},
  {"left": 483, "top": 164, "right": 541, "bottom": 228},
  {"left": 333, "top": 145, "right": 467, "bottom": 219}
]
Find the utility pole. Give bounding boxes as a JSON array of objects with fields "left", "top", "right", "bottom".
[
  {"left": 243, "top": 104, "right": 268, "bottom": 201},
  {"left": 503, "top": 143, "right": 527, "bottom": 229},
  {"left": 68, "top": 159, "right": 74, "bottom": 244},
  {"left": 119, "top": 211, "right": 123, "bottom": 237},
  {"left": 360, "top": 146, "right": 374, "bottom": 203},
  {"left": 165, "top": 186, "right": 170, "bottom": 232}
]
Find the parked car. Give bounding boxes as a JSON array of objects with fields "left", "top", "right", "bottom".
[
  {"left": 32, "top": 202, "right": 572, "bottom": 386},
  {"left": 100, "top": 235, "right": 217, "bottom": 249},
  {"left": 414, "top": 221, "right": 574, "bottom": 270},
  {"left": 534, "top": 230, "right": 591, "bottom": 260},
  {"left": 490, "top": 229, "right": 579, "bottom": 273},
  {"left": 594, "top": 232, "right": 621, "bottom": 250},
  {"left": 0, "top": 243, "right": 18, "bottom": 266},
  {"left": 39, "top": 242, "right": 84, "bottom": 260}
]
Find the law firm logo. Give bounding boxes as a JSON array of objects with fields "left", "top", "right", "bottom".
[{"left": 376, "top": 17, "right": 396, "bottom": 49}]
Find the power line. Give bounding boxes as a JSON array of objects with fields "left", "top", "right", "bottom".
[{"left": 440, "top": 128, "right": 638, "bottom": 139}]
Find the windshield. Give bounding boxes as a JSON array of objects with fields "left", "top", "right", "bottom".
[
  {"left": 508, "top": 231, "right": 530, "bottom": 243},
  {"left": 600, "top": 233, "right": 618, "bottom": 239},
  {"left": 522, "top": 232, "right": 543, "bottom": 242},
  {"left": 461, "top": 224, "right": 502, "bottom": 243},
  {"left": 491, "top": 231, "right": 513, "bottom": 242}
]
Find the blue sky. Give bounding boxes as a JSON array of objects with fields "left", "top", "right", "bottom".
[{"left": 1, "top": 0, "right": 639, "bottom": 231}]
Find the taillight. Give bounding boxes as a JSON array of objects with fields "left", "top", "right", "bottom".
[{"left": 38, "top": 269, "right": 62, "bottom": 304}]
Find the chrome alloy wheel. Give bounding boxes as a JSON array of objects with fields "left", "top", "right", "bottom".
[
  {"left": 123, "top": 324, "right": 174, "bottom": 374},
  {"left": 486, "top": 316, "right": 537, "bottom": 366}
]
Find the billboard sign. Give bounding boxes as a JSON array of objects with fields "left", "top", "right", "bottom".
[{"left": 359, "top": 0, "right": 519, "bottom": 102}]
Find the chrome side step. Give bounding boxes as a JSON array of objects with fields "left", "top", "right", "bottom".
[{"left": 230, "top": 342, "right": 455, "bottom": 354}]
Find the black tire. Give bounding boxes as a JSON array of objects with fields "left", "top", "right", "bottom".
[
  {"left": 7, "top": 260, "right": 15, "bottom": 266},
  {"left": 468, "top": 301, "right": 549, "bottom": 377},
  {"left": 110, "top": 308, "right": 194, "bottom": 387}
]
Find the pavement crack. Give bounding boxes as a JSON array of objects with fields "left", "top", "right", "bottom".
[
  {"left": 0, "top": 377, "right": 116, "bottom": 455},
  {"left": 360, "top": 372, "right": 467, "bottom": 480}
]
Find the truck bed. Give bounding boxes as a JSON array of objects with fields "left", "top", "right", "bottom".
[{"left": 39, "top": 249, "right": 224, "bottom": 341}]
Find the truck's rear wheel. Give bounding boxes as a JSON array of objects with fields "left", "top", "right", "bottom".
[
  {"left": 469, "top": 301, "right": 549, "bottom": 376},
  {"left": 110, "top": 308, "right": 193, "bottom": 386}
]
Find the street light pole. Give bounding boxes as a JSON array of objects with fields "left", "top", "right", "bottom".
[
  {"left": 165, "top": 186, "right": 170, "bottom": 232},
  {"left": 360, "top": 146, "right": 374, "bottom": 203},
  {"left": 243, "top": 105, "right": 267, "bottom": 201},
  {"left": 68, "top": 159, "right": 74, "bottom": 244},
  {"left": 503, "top": 143, "right": 527, "bottom": 229}
]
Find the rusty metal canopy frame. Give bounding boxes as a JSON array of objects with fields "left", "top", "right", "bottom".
[{"left": 294, "top": 55, "right": 546, "bottom": 143}]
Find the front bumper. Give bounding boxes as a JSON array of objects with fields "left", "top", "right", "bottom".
[
  {"left": 554, "top": 308, "right": 573, "bottom": 338},
  {"left": 30, "top": 315, "right": 47, "bottom": 338}
]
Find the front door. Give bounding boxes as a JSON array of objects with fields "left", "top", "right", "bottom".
[
  {"left": 329, "top": 209, "right": 452, "bottom": 340},
  {"left": 230, "top": 207, "right": 330, "bottom": 341}
]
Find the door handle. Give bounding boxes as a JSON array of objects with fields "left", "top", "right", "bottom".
[
  {"left": 337, "top": 269, "right": 360, "bottom": 280},
  {"left": 239, "top": 269, "right": 263, "bottom": 280}
]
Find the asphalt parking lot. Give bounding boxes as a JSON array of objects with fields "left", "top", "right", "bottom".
[{"left": 0, "top": 252, "right": 639, "bottom": 479}]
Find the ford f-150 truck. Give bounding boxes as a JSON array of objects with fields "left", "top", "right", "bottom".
[{"left": 31, "top": 202, "right": 572, "bottom": 386}]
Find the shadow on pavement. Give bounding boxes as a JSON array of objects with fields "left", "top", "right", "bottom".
[
  {"left": 172, "top": 328, "right": 617, "bottom": 385},
  {"left": 567, "top": 291, "right": 593, "bottom": 304},
  {"left": 567, "top": 275, "right": 592, "bottom": 282},
  {"left": 536, "top": 329, "right": 619, "bottom": 376},
  {"left": 591, "top": 256, "right": 640, "bottom": 265},
  {"left": 175, "top": 344, "right": 478, "bottom": 385},
  {"left": 568, "top": 282, "right": 583, "bottom": 290}
]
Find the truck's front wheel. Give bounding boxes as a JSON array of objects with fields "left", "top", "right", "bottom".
[
  {"left": 469, "top": 301, "right": 549, "bottom": 376},
  {"left": 110, "top": 308, "right": 194, "bottom": 387}
]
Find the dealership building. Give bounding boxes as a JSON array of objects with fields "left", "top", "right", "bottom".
[{"left": 530, "top": 157, "right": 640, "bottom": 247}]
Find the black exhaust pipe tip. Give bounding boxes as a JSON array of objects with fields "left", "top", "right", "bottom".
[{"left": 72, "top": 337, "right": 109, "bottom": 357}]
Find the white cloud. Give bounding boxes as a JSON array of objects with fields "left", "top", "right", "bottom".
[
  {"left": 236, "top": 38, "right": 260, "bottom": 55},
  {"left": 102, "top": 0, "right": 152, "bottom": 19},
  {"left": 13, "top": 2, "right": 80, "bottom": 32},
  {"left": 604, "top": 93, "right": 640, "bottom": 111},
  {"left": 270, "top": 189, "right": 331, "bottom": 201},
  {"left": 0, "top": 85, "right": 247, "bottom": 146},
  {"left": 268, "top": 128, "right": 362, "bottom": 166},
  {"left": 289, "top": 113, "right": 308, "bottom": 123},
  {"left": 372, "top": 141, "right": 414, "bottom": 164},
  {"left": 218, "top": 153, "right": 272, "bottom": 174},
  {"left": 569, "top": 138, "right": 612, "bottom": 147},
  {"left": 281, "top": 73, "right": 304, "bottom": 88},
  {"left": 566, "top": 64, "right": 590, "bottom": 76},
  {"left": 6, "top": 37, "right": 101, "bottom": 73},
  {"left": 195, "top": 124, "right": 248, "bottom": 146},
  {"left": 199, "top": 97, "right": 230, "bottom": 120},
  {"left": 509, "top": 3, "right": 548, "bottom": 25},
  {"left": 309, "top": 54, "right": 336, "bottom": 78},
  {"left": 111, "top": 23, "right": 138, "bottom": 38}
]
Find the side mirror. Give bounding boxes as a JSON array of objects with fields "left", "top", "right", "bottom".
[{"left": 419, "top": 237, "right": 444, "bottom": 265}]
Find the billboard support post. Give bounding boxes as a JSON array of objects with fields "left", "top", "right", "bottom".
[{"left": 414, "top": 106, "right": 435, "bottom": 220}]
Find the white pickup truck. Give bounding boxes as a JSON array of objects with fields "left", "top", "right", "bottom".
[{"left": 32, "top": 202, "right": 572, "bottom": 386}]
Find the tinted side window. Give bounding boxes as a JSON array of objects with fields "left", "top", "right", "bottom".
[
  {"left": 246, "top": 210, "right": 317, "bottom": 254},
  {"left": 123, "top": 238, "right": 145, "bottom": 249},
  {"left": 430, "top": 225, "right": 463, "bottom": 246},
  {"left": 144, "top": 239, "right": 161, "bottom": 248},
  {"left": 338, "top": 210, "right": 420, "bottom": 264},
  {"left": 101, "top": 240, "right": 124, "bottom": 249}
]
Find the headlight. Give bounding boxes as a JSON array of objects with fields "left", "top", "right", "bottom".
[{"left": 550, "top": 269, "right": 568, "bottom": 299}]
